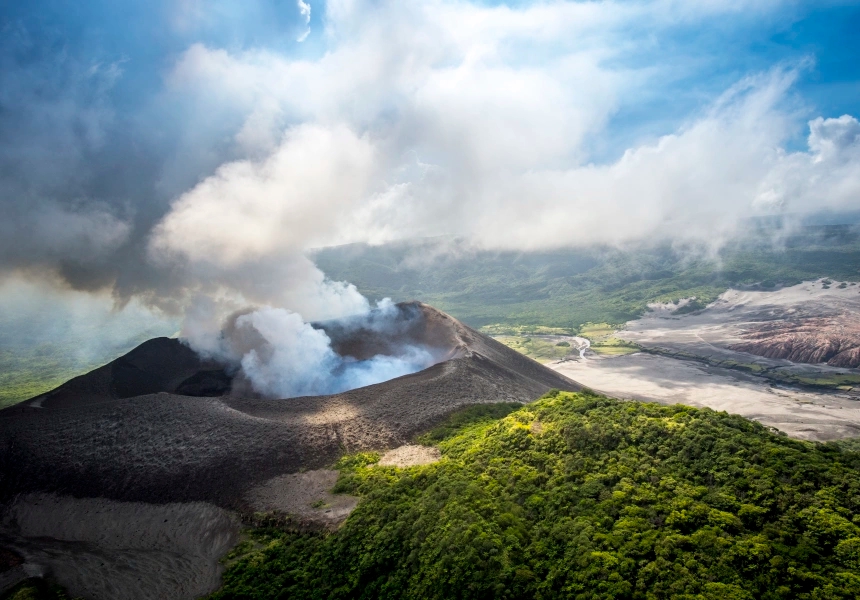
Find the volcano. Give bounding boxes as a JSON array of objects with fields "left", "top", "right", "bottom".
[
  {"left": 0, "top": 303, "right": 579, "bottom": 599},
  {"left": 1, "top": 302, "right": 579, "bottom": 505}
]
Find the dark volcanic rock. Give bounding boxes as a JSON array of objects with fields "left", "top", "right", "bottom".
[
  {"left": 0, "top": 303, "right": 580, "bottom": 508},
  {"left": 174, "top": 370, "right": 233, "bottom": 397},
  {"left": 29, "top": 337, "right": 229, "bottom": 409}
]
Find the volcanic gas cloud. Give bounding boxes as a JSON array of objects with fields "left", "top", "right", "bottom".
[{"left": 185, "top": 299, "right": 453, "bottom": 399}]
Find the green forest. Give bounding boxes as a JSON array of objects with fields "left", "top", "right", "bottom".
[
  {"left": 314, "top": 225, "right": 860, "bottom": 330},
  {"left": 210, "top": 392, "right": 860, "bottom": 600}
]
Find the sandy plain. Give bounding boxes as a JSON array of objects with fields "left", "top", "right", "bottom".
[
  {"left": 552, "top": 352, "right": 860, "bottom": 441},
  {"left": 245, "top": 470, "right": 359, "bottom": 528},
  {"left": 551, "top": 282, "right": 860, "bottom": 441}
]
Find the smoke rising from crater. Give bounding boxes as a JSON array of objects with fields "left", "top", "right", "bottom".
[
  {"left": 1, "top": 0, "right": 860, "bottom": 361},
  {"left": 184, "top": 299, "right": 441, "bottom": 399}
]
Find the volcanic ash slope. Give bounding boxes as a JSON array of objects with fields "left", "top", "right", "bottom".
[{"left": 0, "top": 302, "right": 579, "bottom": 600}]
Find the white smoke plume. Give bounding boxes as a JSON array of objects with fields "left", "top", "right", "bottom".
[
  {"left": 182, "top": 298, "right": 440, "bottom": 398},
  {"left": 3, "top": 0, "right": 860, "bottom": 396}
]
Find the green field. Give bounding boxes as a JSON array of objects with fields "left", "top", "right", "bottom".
[
  {"left": 209, "top": 391, "right": 860, "bottom": 600},
  {"left": 492, "top": 336, "right": 575, "bottom": 363},
  {"left": 0, "top": 347, "right": 85, "bottom": 409},
  {"left": 491, "top": 323, "right": 640, "bottom": 363}
]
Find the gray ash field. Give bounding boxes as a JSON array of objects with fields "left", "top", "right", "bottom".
[{"left": 0, "top": 302, "right": 579, "bottom": 599}]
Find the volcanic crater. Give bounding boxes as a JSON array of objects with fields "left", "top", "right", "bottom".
[{"left": 0, "top": 302, "right": 579, "bottom": 599}]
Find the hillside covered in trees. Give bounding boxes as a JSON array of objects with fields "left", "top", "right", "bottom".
[{"left": 210, "top": 392, "right": 860, "bottom": 600}]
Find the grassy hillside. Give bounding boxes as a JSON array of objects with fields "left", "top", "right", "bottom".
[
  {"left": 0, "top": 347, "right": 89, "bottom": 409},
  {"left": 313, "top": 226, "right": 860, "bottom": 331},
  {"left": 211, "top": 392, "right": 860, "bottom": 600}
]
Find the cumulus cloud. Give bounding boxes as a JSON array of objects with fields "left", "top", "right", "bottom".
[
  {"left": 150, "top": 123, "right": 377, "bottom": 266},
  {"left": 2, "top": 0, "right": 859, "bottom": 321},
  {"left": 154, "top": 5, "right": 860, "bottom": 262}
]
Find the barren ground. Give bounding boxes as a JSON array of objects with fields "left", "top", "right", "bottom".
[
  {"left": 244, "top": 470, "right": 358, "bottom": 529},
  {"left": 0, "top": 494, "right": 239, "bottom": 600},
  {"left": 378, "top": 445, "right": 441, "bottom": 467},
  {"left": 621, "top": 281, "right": 860, "bottom": 385},
  {"left": 550, "top": 282, "right": 860, "bottom": 441},
  {"left": 552, "top": 353, "right": 860, "bottom": 441}
]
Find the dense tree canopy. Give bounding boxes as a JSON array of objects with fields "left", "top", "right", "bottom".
[{"left": 211, "top": 392, "right": 860, "bottom": 600}]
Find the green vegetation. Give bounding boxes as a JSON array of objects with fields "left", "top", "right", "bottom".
[
  {"left": 775, "top": 372, "right": 860, "bottom": 391},
  {"left": 493, "top": 336, "right": 575, "bottom": 363},
  {"left": 210, "top": 392, "right": 860, "bottom": 600},
  {"left": 416, "top": 402, "right": 522, "bottom": 445},
  {"left": 313, "top": 226, "right": 860, "bottom": 330},
  {"left": 575, "top": 323, "right": 640, "bottom": 356},
  {"left": 0, "top": 346, "right": 86, "bottom": 409},
  {"left": 588, "top": 340, "right": 639, "bottom": 356},
  {"left": 674, "top": 298, "right": 708, "bottom": 315},
  {"left": 478, "top": 324, "right": 571, "bottom": 336},
  {"left": 577, "top": 323, "right": 618, "bottom": 340}
]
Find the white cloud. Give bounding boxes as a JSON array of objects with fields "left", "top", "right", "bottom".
[
  {"left": 297, "top": 0, "right": 311, "bottom": 42},
  {"left": 809, "top": 114, "right": 860, "bottom": 163},
  {"left": 149, "top": 0, "right": 860, "bottom": 309},
  {"left": 150, "top": 123, "right": 377, "bottom": 266}
]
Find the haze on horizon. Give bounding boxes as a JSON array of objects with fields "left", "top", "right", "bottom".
[{"left": 1, "top": 0, "right": 860, "bottom": 331}]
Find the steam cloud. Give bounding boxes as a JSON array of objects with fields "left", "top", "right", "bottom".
[
  {"left": 3, "top": 1, "right": 860, "bottom": 302},
  {"left": 184, "top": 299, "right": 439, "bottom": 398},
  {"left": 1, "top": 0, "right": 860, "bottom": 376}
]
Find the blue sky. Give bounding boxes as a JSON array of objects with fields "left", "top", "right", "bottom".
[
  {"left": 4, "top": 1, "right": 858, "bottom": 162},
  {"left": 594, "top": 2, "right": 860, "bottom": 158},
  {"left": 1, "top": 0, "right": 860, "bottom": 315}
]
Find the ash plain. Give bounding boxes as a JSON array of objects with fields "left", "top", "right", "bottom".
[{"left": 549, "top": 281, "right": 860, "bottom": 441}]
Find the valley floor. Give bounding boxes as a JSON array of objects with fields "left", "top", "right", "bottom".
[
  {"left": 550, "top": 352, "right": 860, "bottom": 441},
  {"left": 549, "top": 281, "right": 860, "bottom": 442}
]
